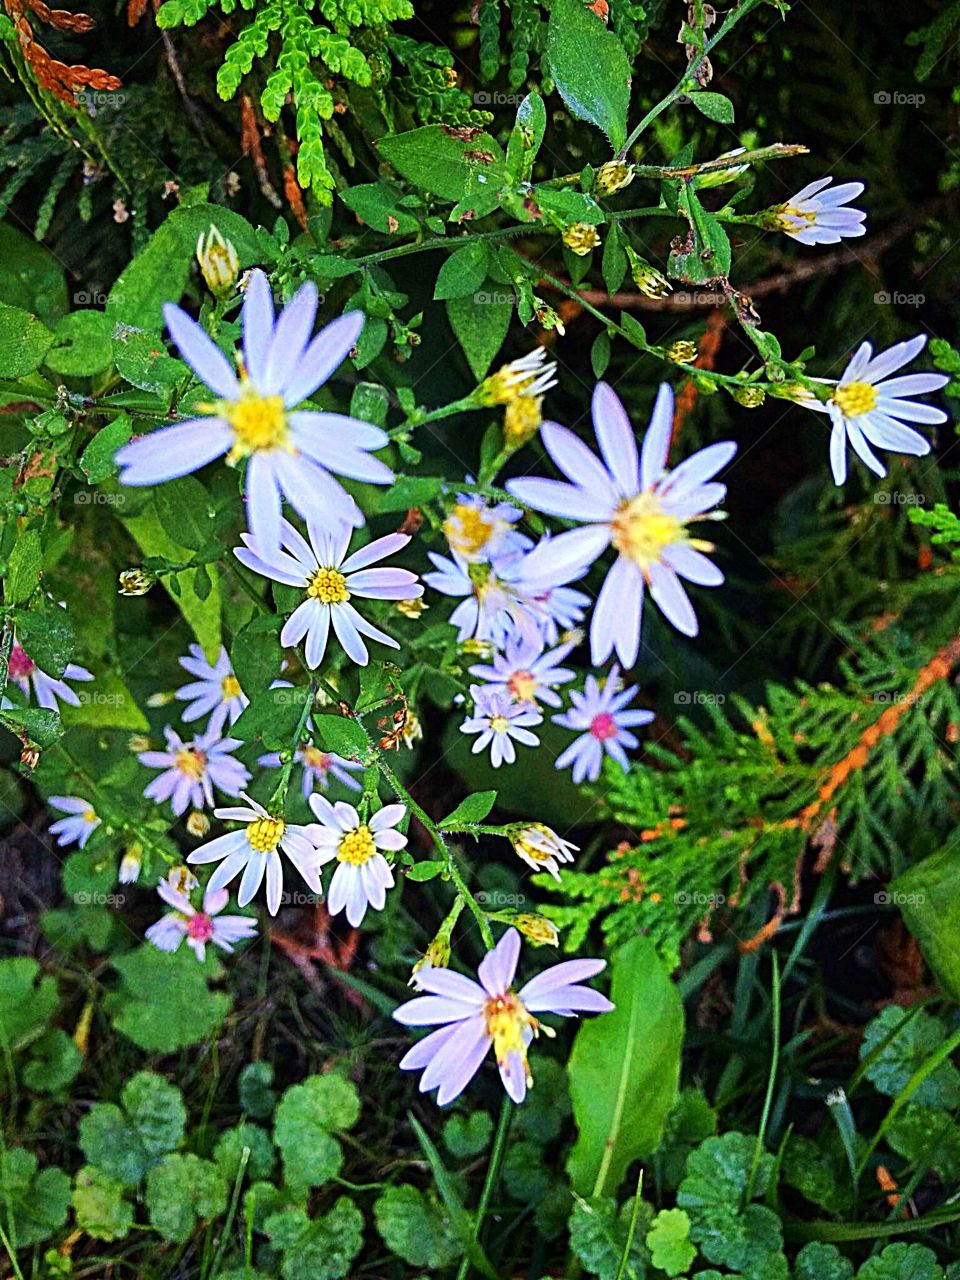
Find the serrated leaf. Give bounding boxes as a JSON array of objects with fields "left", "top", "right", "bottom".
[
  {"left": 146, "top": 1153, "right": 227, "bottom": 1242},
  {"left": 373, "top": 1184, "right": 460, "bottom": 1270},
  {"left": 0, "top": 1149, "right": 70, "bottom": 1250},
  {"left": 687, "top": 91, "right": 735, "bottom": 123},
  {"left": 79, "top": 414, "right": 133, "bottom": 483},
  {"left": 0, "top": 301, "right": 54, "bottom": 377},
  {"left": 860, "top": 1005, "right": 960, "bottom": 1107},
  {"left": 440, "top": 790, "right": 497, "bottom": 827},
  {"left": 264, "top": 1197, "right": 364, "bottom": 1280},
  {"left": 447, "top": 287, "right": 512, "bottom": 380},
  {"left": 546, "top": 0, "right": 631, "bottom": 151},
  {"left": 273, "top": 1074, "right": 361, "bottom": 1193},
  {"left": 6, "top": 527, "right": 42, "bottom": 605},
  {"left": 646, "top": 1207, "right": 696, "bottom": 1277},
  {"left": 71, "top": 1166, "right": 133, "bottom": 1242},
  {"left": 377, "top": 126, "right": 504, "bottom": 206},
  {"left": 79, "top": 1071, "right": 186, "bottom": 1185},
  {"left": 107, "top": 946, "right": 231, "bottom": 1053}
]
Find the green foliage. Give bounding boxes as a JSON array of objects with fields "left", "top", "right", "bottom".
[
  {"left": 372, "top": 1184, "right": 460, "bottom": 1269},
  {"left": 145, "top": 1153, "right": 228, "bottom": 1242},
  {"left": 106, "top": 946, "right": 232, "bottom": 1052},
  {"left": 264, "top": 1196, "right": 365, "bottom": 1280},
  {"left": 860, "top": 1007, "right": 960, "bottom": 1106},
  {"left": 0, "top": 1149, "right": 71, "bottom": 1249},
  {"left": 79, "top": 1071, "right": 187, "bottom": 1185},
  {"left": 71, "top": 1166, "right": 134, "bottom": 1242},
  {"left": 273, "top": 1073, "right": 361, "bottom": 1192}
]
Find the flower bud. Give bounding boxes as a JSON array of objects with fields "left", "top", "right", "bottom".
[
  {"left": 594, "top": 160, "right": 635, "bottom": 196},
  {"left": 196, "top": 225, "right": 240, "bottom": 298},
  {"left": 410, "top": 935, "right": 451, "bottom": 984},
  {"left": 186, "top": 810, "right": 211, "bottom": 838},
  {"left": 666, "top": 340, "right": 698, "bottom": 365},
  {"left": 625, "top": 245, "right": 672, "bottom": 299},
  {"left": 118, "top": 845, "right": 142, "bottom": 884},
  {"left": 118, "top": 568, "right": 155, "bottom": 596},
  {"left": 562, "top": 223, "right": 600, "bottom": 256},
  {"left": 395, "top": 597, "right": 428, "bottom": 619},
  {"left": 504, "top": 394, "right": 544, "bottom": 447},
  {"left": 731, "top": 384, "right": 766, "bottom": 408},
  {"left": 514, "top": 913, "right": 560, "bottom": 947}
]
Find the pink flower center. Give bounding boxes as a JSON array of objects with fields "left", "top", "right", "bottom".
[
  {"left": 9, "top": 645, "right": 35, "bottom": 680},
  {"left": 589, "top": 712, "right": 618, "bottom": 741},
  {"left": 186, "top": 912, "right": 215, "bottom": 942}
]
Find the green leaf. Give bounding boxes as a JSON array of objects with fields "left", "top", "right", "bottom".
[
  {"left": 264, "top": 1196, "right": 364, "bottom": 1280},
  {"left": 646, "top": 1208, "right": 696, "bottom": 1277},
  {"left": 23, "top": 1028, "right": 81, "bottom": 1093},
  {"left": 239, "top": 1062, "right": 277, "bottom": 1119},
  {"left": 71, "top": 1166, "right": 133, "bottom": 1242},
  {"left": 79, "top": 414, "right": 133, "bottom": 484},
  {"left": 668, "top": 186, "right": 732, "bottom": 283},
  {"left": 107, "top": 946, "right": 231, "bottom": 1053},
  {"left": 339, "top": 182, "right": 420, "bottom": 235},
  {"left": 0, "top": 221, "right": 68, "bottom": 324},
  {"left": 213, "top": 1122, "right": 276, "bottom": 1183},
  {"left": 153, "top": 474, "right": 221, "bottom": 553},
  {"left": 146, "top": 1153, "right": 228, "bottom": 1243},
  {"left": 443, "top": 1110, "right": 493, "bottom": 1158},
  {"left": 794, "top": 1242, "right": 854, "bottom": 1280},
  {"left": 439, "top": 790, "right": 497, "bottom": 827},
  {"left": 857, "top": 1244, "right": 944, "bottom": 1280},
  {"left": 312, "top": 712, "right": 369, "bottom": 760},
  {"left": 5, "top": 527, "right": 43, "bottom": 604},
  {"left": 16, "top": 598, "right": 74, "bottom": 679},
  {"left": 891, "top": 849, "right": 960, "bottom": 1001},
  {"left": 546, "top": 0, "right": 631, "bottom": 152},
  {"left": 79, "top": 1071, "right": 187, "bottom": 1185},
  {"left": 860, "top": 1006, "right": 960, "bottom": 1107},
  {"left": 434, "top": 242, "right": 491, "bottom": 301},
  {"left": 447, "top": 286, "right": 512, "bottom": 380},
  {"left": 0, "top": 705, "right": 63, "bottom": 748},
  {"left": 373, "top": 1184, "right": 461, "bottom": 1269},
  {"left": 886, "top": 1102, "right": 960, "bottom": 1178},
  {"left": 368, "top": 474, "right": 443, "bottom": 514},
  {"left": 377, "top": 126, "right": 504, "bottom": 205},
  {"left": 408, "top": 1113, "right": 497, "bottom": 1280},
  {"left": 230, "top": 615, "right": 282, "bottom": 699},
  {"left": 112, "top": 328, "right": 184, "bottom": 398},
  {"left": 232, "top": 684, "right": 307, "bottom": 751},
  {"left": 687, "top": 91, "right": 736, "bottom": 123},
  {"left": 0, "top": 957, "right": 57, "bottom": 1053},
  {"left": 0, "top": 301, "right": 54, "bottom": 377},
  {"left": 602, "top": 222, "right": 627, "bottom": 294},
  {"left": 273, "top": 1074, "right": 361, "bottom": 1193},
  {"left": 568, "top": 1195, "right": 651, "bottom": 1280},
  {"left": 567, "top": 934, "right": 682, "bottom": 1196},
  {"left": 0, "top": 1149, "right": 70, "bottom": 1250},
  {"left": 45, "top": 310, "right": 114, "bottom": 377}
]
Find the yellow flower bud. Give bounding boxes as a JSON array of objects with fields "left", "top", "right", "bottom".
[
  {"left": 514, "top": 913, "right": 560, "bottom": 947},
  {"left": 196, "top": 225, "right": 240, "bottom": 298},
  {"left": 396, "top": 597, "right": 428, "bottom": 619},
  {"left": 667, "top": 340, "right": 698, "bottom": 365},
  {"left": 562, "top": 222, "right": 600, "bottom": 256},
  {"left": 410, "top": 935, "right": 451, "bottom": 984},
  {"left": 186, "top": 811, "right": 211, "bottom": 838},
  {"left": 625, "top": 245, "right": 673, "bottom": 299},
  {"left": 118, "top": 568, "right": 155, "bottom": 596},
  {"left": 594, "top": 161, "right": 635, "bottom": 196},
  {"left": 504, "top": 394, "right": 544, "bottom": 447},
  {"left": 118, "top": 845, "right": 142, "bottom": 884},
  {"left": 731, "top": 385, "right": 766, "bottom": 408}
]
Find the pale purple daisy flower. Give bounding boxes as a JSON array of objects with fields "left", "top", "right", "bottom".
[
  {"left": 508, "top": 822, "right": 578, "bottom": 881},
  {"left": 145, "top": 880, "right": 257, "bottom": 963},
  {"left": 48, "top": 796, "right": 100, "bottom": 849},
  {"left": 442, "top": 492, "right": 526, "bottom": 564},
  {"left": 187, "top": 792, "right": 322, "bottom": 916},
  {"left": 424, "top": 548, "right": 546, "bottom": 647},
  {"left": 553, "top": 665, "right": 654, "bottom": 784},
  {"left": 522, "top": 580, "right": 590, "bottom": 645},
  {"left": 394, "top": 927, "right": 612, "bottom": 1105},
  {"left": 235, "top": 518, "right": 421, "bottom": 668},
  {"left": 308, "top": 794, "right": 406, "bottom": 927},
  {"left": 139, "top": 726, "right": 250, "bottom": 816},
  {"left": 774, "top": 177, "right": 866, "bottom": 246},
  {"left": 468, "top": 635, "right": 575, "bottom": 709},
  {"left": 6, "top": 640, "right": 93, "bottom": 712},
  {"left": 115, "top": 269, "right": 394, "bottom": 552},
  {"left": 461, "top": 686, "right": 543, "bottom": 767},
  {"left": 796, "top": 335, "right": 948, "bottom": 486},
  {"left": 508, "top": 382, "right": 736, "bottom": 666},
  {"left": 258, "top": 743, "right": 363, "bottom": 797},
  {"left": 175, "top": 644, "right": 248, "bottom": 735}
]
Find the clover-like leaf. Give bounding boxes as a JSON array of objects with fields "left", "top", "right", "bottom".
[
  {"left": 373, "top": 1184, "right": 460, "bottom": 1270},
  {"left": 273, "top": 1074, "right": 361, "bottom": 1193}
]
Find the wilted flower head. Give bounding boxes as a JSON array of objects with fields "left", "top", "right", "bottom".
[
  {"left": 118, "top": 568, "right": 155, "bottom": 596},
  {"left": 513, "top": 914, "right": 560, "bottom": 947},
  {"left": 476, "top": 349, "right": 557, "bottom": 407},
  {"left": 508, "top": 822, "right": 578, "bottom": 880},
  {"left": 625, "top": 245, "right": 672, "bottom": 299},
  {"left": 594, "top": 160, "right": 634, "bottom": 196}
]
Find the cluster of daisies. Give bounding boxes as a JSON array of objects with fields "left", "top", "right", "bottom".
[{"left": 39, "top": 174, "right": 952, "bottom": 1104}]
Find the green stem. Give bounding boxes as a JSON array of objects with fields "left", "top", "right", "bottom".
[
  {"left": 455, "top": 1095, "right": 513, "bottom": 1280},
  {"left": 745, "top": 951, "right": 780, "bottom": 1202},
  {"left": 268, "top": 682, "right": 318, "bottom": 812}
]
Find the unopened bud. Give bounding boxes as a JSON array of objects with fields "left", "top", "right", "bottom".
[
  {"left": 667, "top": 340, "right": 698, "bottom": 364},
  {"left": 186, "top": 810, "right": 210, "bottom": 838},
  {"left": 731, "top": 384, "right": 766, "bottom": 408},
  {"left": 118, "top": 568, "right": 155, "bottom": 596},
  {"left": 625, "top": 245, "right": 672, "bottom": 299},
  {"left": 196, "top": 225, "right": 240, "bottom": 298},
  {"left": 504, "top": 394, "right": 544, "bottom": 447},
  {"left": 562, "top": 222, "right": 600, "bottom": 256},
  {"left": 514, "top": 913, "right": 560, "bottom": 947},
  {"left": 594, "top": 161, "right": 635, "bottom": 196}
]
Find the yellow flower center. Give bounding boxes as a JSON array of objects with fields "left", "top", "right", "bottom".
[
  {"left": 504, "top": 395, "right": 543, "bottom": 446},
  {"left": 82, "top": 808, "right": 97, "bottom": 823},
  {"left": 833, "top": 381, "right": 878, "bottom": 419},
  {"left": 307, "top": 567, "right": 350, "bottom": 604},
  {"left": 507, "top": 671, "right": 539, "bottom": 702},
  {"left": 221, "top": 674, "right": 241, "bottom": 701},
  {"left": 337, "top": 824, "right": 377, "bottom": 865},
  {"left": 175, "top": 749, "right": 206, "bottom": 780},
  {"left": 301, "top": 745, "right": 331, "bottom": 771},
  {"left": 490, "top": 714, "right": 511, "bottom": 734},
  {"left": 444, "top": 503, "right": 494, "bottom": 557},
  {"left": 223, "top": 388, "right": 290, "bottom": 458},
  {"left": 776, "top": 205, "right": 816, "bottom": 229},
  {"left": 611, "top": 492, "right": 686, "bottom": 574},
  {"left": 513, "top": 823, "right": 555, "bottom": 863},
  {"left": 247, "top": 816, "right": 285, "bottom": 853},
  {"left": 483, "top": 991, "right": 542, "bottom": 1084}
]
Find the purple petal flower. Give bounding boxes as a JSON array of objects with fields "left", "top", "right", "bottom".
[
  {"left": 115, "top": 270, "right": 394, "bottom": 553},
  {"left": 774, "top": 177, "right": 866, "bottom": 246},
  {"left": 395, "top": 928, "right": 612, "bottom": 1106},
  {"left": 175, "top": 644, "right": 249, "bottom": 736},
  {"left": 139, "top": 725, "right": 250, "bottom": 815},
  {"left": 460, "top": 686, "right": 543, "bottom": 767},
  {"left": 508, "top": 382, "right": 735, "bottom": 666},
  {"left": 48, "top": 795, "right": 100, "bottom": 848},
  {"left": 553, "top": 665, "right": 654, "bottom": 784}
]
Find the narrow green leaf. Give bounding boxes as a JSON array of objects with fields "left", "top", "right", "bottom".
[
  {"left": 546, "top": 0, "right": 631, "bottom": 152},
  {"left": 440, "top": 791, "right": 497, "bottom": 828}
]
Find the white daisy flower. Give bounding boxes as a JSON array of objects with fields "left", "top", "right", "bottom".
[
  {"left": 460, "top": 686, "right": 543, "bottom": 768},
  {"left": 798, "top": 335, "right": 949, "bottom": 485},
  {"left": 145, "top": 880, "right": 257, "bottom": 963},
  {"left": 508, "top": 823, "right": 578, "bottom": 881},
  {"left": 6, "top": 639, "right": 92, "bottom": 712},
  {"left": 138, "top": 726, "right": 250, "bottom": 816},
  {"left": 234, "top": 519, "right": 421, "bottom": 668},
  {"left": 773, "top": 177, "right": 866, "bottom": 245},
  {"left": 187, "top": 792, "right": 322, "bottom": 915},
  {"left": 308, "top": 794, "right": 407, "bottom": 927},
  {"left": 175, "top": 644, "right": 248, "bottom": 735}
]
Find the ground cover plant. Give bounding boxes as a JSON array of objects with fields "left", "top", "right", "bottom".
[{"left": 3, "top": 0, "right": 960, "bottom": 1276}]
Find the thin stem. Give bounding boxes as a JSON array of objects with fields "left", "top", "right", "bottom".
[
  {"left": 455, "top": 1095, "right": 513, "bottom": 1280},
  {"left": 268, "top": 682, "right": 318, "bottom": 812},
  {"left": 745, "top": 951, "right": 780, "bottom": 1202}
]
